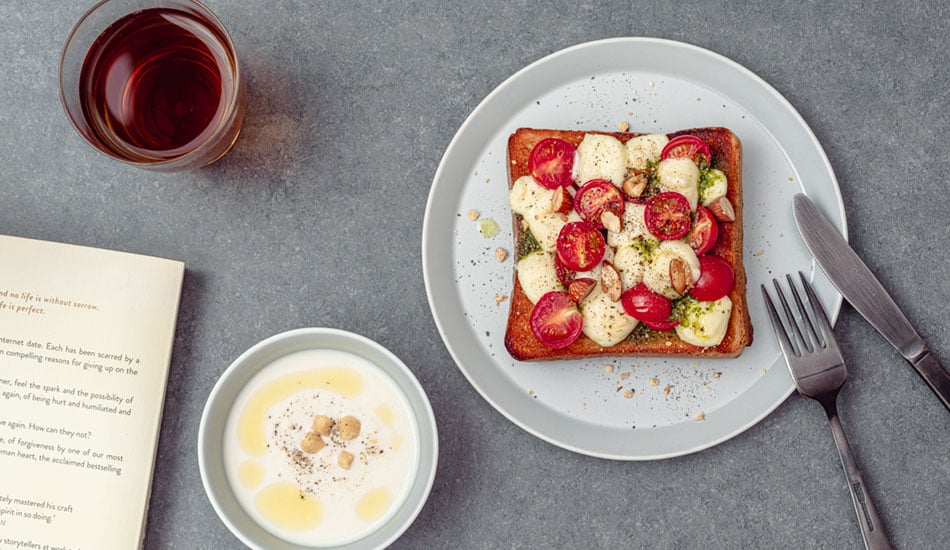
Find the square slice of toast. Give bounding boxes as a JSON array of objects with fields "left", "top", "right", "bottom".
[{"left": 504, "top": 127, "right": 753, "bottom": 361}]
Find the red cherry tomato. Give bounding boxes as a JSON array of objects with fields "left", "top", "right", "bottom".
[
  {"left": 621, "top": 283, "right": 673, "bottom": 324},
  {"left": 574, "top": 179, "right": 625, "bottom": 229},
  {"left": 529, "top": 291, "right": 584, "bottom": 349},
  {"left": 687, "top": 205, "right": 719, "bottom": 255},
  {"left": 556, "top": 221, "right": 605, "bottom": 271},
  {"left": 660, "top": 135, "right": 712, "bottom": 164},
  {"left": 642, "top": 318, "right": 680, "bottom": 331},
  {"left": 529, "top": 138, "right": 576, "bottom": 189},
  {"left": 690, "top": 255, "right": 735, "bottom": 301},
  {"left": 554, "top": 254, "right": 576, "bottom": 287},
  {"left": 645, "top": 192, "right": 692, "bottom": 240}
]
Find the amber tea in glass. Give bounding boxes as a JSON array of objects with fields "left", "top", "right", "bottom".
[{"left": 60, "top": 0, "right": 246, "bottom": 171}]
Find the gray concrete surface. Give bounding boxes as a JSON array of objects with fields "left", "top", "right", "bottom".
[{"left": 1, "top": 1, "right": 947, "bottom": 548}]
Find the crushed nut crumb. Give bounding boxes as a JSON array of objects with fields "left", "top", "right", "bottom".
[
  {"left": 619, "top": 372, "right": 630, "bottom": 381},
  {"left": 618, "top": 120, "right": 630, "bottom": 132},
  {"left": 495, "top": 294, "right": 508, "bottom": 304},
  {"left": 467, "top": 210, "right": 480, "bottom": 221},
  {"left": 663, "top": 384, "right": 674, "bottom": 398},
  {"left": 495, "top": 248, "right": 508, "bottom": 262},
  {"left": 623, "top": 390, "right": 634, "bottom": 399},
  {"left": 756, "top": 249, "right": 765, "bottom": 256},
  {"left": 649, "top": 377, "right": 659, "bottom": 387},
  {"left": 604, "top": 364, "right": 615, "bottom": 373},
  {"left": 696, "top": 412, "right": 706, "bottom": 422},
  {"left": 712, "top": 372, "right": 722, "bottom": 379}
]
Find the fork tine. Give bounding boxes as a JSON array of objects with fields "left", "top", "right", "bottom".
[
  {"left": 772, "top": 278, "right": 812, "bottom": 353},
  {"left": 798, "top": 271, "right": 837, "bottom": 350},
  {"left": 761, "top": 284, "right": 799, "bottom": 358},
  {"left": 785, "top": 273, "right": 823, "bottom": 349}
]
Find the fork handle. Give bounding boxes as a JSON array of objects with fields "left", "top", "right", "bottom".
[{"left": 826, "top": 410, "right": 894, "bottom": 550}]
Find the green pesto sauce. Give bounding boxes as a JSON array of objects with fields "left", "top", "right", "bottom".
[
  {"left": 517, "top": 224, "right": 541, "bottom": 258},
  {"left": 631, "top": 236, "right": 659, "bottom": 261},
  {"left": 477, "top": 218, "right": 500, "bottom": 238}
]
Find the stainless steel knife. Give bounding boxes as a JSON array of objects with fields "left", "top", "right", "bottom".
[{"left": 793, "top": 193, "right": 950, "bottom": 411}]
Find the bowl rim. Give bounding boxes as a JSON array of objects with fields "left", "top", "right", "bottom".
[{"left": 197, "top": 327, "right": 439, "bottom": 549}]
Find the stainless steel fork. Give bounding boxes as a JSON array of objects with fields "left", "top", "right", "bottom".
[{"left": 762, "top": 272, "right": 893, "bottom": 550}]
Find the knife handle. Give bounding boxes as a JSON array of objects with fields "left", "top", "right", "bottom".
[{"left": 912, "top": 352, "right": 950, "bottom": 412}]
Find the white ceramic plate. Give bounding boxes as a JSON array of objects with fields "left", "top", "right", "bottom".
[
  {"left": 422, "top": 38, "right": 846, "bottom": 460},
  {"left": 198, "top": 328, "right": 438, "bottom": 549}
]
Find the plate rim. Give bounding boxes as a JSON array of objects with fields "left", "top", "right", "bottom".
[{"left": 422, "top": 36, "right": 846, "bottom": 460}]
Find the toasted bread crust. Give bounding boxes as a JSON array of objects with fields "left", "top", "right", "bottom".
[{"left": 504, "top": 127, "right": 753, "bottom": 361}]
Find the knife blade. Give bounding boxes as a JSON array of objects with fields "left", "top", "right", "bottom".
[{"left": 793, "top": 193, "right": 950, "bottom": 411}]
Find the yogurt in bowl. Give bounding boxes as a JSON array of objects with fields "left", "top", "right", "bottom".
[{"left": 199, "top": 329, "right": 438, "bottom": 550}]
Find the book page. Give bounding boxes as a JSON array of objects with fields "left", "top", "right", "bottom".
[{"left": 0, "top": 235, "right": 184, "bottom": 550}]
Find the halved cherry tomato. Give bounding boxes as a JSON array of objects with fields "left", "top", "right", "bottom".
[
  {"left": 660, "top": 135, "right": 712, "bottom": 164},
  {"left": 530, "top": 291, "right": 584, "bottom": 349},
  {"left": 689, "top": 254, "right": 735, "bottom": 301},
  {"left": 642, "top": 318, "right": 680, "bottom": 331},
  {"left": 556, "top": 221, "right": 605, "bottom": 271},
  {"left": 574, "top": 179, "right": 625, "bottom": 229},
  {"left": 645, "top": 192, "right": 691, "bottom": 240},
  {"left": 621, "top": 283, "right": 673, "bottom": 324},
  {"left": 687, "top": 205, "right": 719, "bottom": 255},
  {"left": 529, "top": 138, "right": 576, "bottom": 189},
  {"left": 554, "top": 254, "right": 576, "bottom": 287}
]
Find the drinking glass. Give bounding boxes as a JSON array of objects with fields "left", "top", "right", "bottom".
[{"left": 59, "top": 0, "right": 246, "bottom": 171}]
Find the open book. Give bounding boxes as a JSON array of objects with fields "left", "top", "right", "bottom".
[{"left": 0, "top": 235, "right": 184, "bottom": 550}]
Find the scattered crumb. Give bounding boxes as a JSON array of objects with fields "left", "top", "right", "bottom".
[
  {"left": 604, "top": 364, "right": 615, "bottom": 373},
  {"left": 467, "top": 209, "right": 480, "bottom": 221},
  {"left": 484, "top": 177, "right": 490, "bottom": 183},
  {"left": 520, "top": 219, "right": 529, "bottom": 231},
  {"left": 755, "top": 249, "right": 765, "bottom": 256},
  {"left": 495, "top": 294, "right": 508, "bottom": 304},
  {"left": 528, "top": 389, "right": 535, "bottom": 396},
  {"left": 623, "top": 390, "right": 634, "bottom": 399},
  {"left": 616, "top": 386, "right": 623, "bottom": 392},
  {"left": 762, "top": 368, "right": 768, "bottom": 376},
  {"left": 495, "top": 248, "right": 508, "bottom": 262},
  {"left": 649, "top": 377, "right": 659, "bottom": 387},
  {"left": 618, "top": 372, "right": 630, "bottom": 381},
  {"left": 705, "top": 386, "right": 712, "bottom": 392},
  {"left": 618, "top": 120, "right": 630, "bottom": 132},
  {"left": 663, "top": 384, "right": 674, "bottom": 398},
  {"left": 696, "top": 412, "right": 706, "bottom": 422},
  {"left": 712, "top": 372, "right": 722, "bottom": 379},
  {"left": 648, "top": 80, "right": 655, "bottom": 87}
]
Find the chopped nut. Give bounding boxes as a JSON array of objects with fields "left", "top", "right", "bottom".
[
  {"left": 619, "top": 372, "right": 630, "bottom": 381},
  {"left": 604, "top": 364, "right": 615, "bottom": 373},
  {"left": 467, "top": 210, "right": 480, "bottom": 221},
  {"left": 495, "top": 248, "right": 508, "bottom": 262},
  {"left": 568, "top": 277, "right": 597, "bottom": 303},
  {"left": 622, "top": 173, "right": 648, "bottom": 198},
  {"left": 549, "top": 187, "right": 573, "bottom": 215},
  {"left": 338, "top": 451, "right": 355, "bottom": 470},
  {"left": 618, "top": 120, "right": 630, "bottom": 132},
  {"left": 311, "top": 415, "right": 334, "bottom": 436},
  {"left": 601, "top": 261, "right": 622, "bottom": 302},
  {"left": 337, "top": 416, "right": 361, "bottom": 440},
  {"left": 300, "top": 431, "right": 325, "bottom": 454},
  {"left": 623, "top": 390, "right": 634, "bottom": 399},
  {"left": 707, "top": 196, "right": 736, "bottom": 222},
  {"left": 669, "top": 258, "right": 693, "bottom": 295},
  {"left": 520, "top": 219, "right": 529, "bottom": 231},
  {"left": 756, "top": 249, "right": 765, "bottom": 256},
  {"left": 600, "top": 210, "right": 623, "bottom": 233},
  {"left": 649, "top": 377, "right": 659, "bottom": 387},
  {"left": 495, "top": 294, "right": 508, "bottom": 304},
  {"left": 663, "top": 384, "right": 674, "bottom": 398},
  {"left": 696, "top": 412, "right": 706, "bottom": 422},
  {"left": 712, "top": 371, "right": 722, "bottom": 379}
]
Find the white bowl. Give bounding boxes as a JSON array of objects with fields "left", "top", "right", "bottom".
[{"left": 198, "top": 328, "right": 438, "bottom": 549}]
